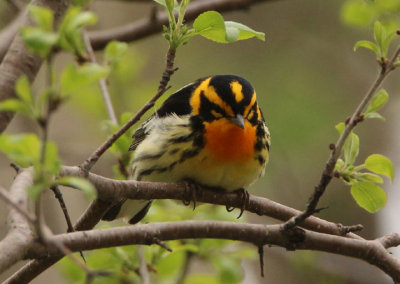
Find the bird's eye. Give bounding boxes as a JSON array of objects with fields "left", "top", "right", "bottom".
[{"left": 211, "top": 109, "right": 223, "bottom": 118}]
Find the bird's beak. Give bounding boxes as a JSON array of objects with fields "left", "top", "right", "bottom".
[{"left": 229, "top": 114, "right": 245, "bottom": 129}]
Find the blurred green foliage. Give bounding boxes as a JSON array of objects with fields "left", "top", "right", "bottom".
[{"left": 341, "top": 0, "right": 400, "bottom": 31}]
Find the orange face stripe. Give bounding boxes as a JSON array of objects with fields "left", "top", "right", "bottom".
[
  {"left": 190, "top": 77, "right": 234, "bottom": 117},
  {"left": 204, "top": 119, "right": 257, "bottom": 162},
  {"left": 230, "top": 81, "right": 244, "bottom": 103},
  {"left": 190, "top": 77, "right": 211, "bottom": 115}
]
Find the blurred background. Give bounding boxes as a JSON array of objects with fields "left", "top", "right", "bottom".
[{"left": 1, "top": 0, "right": 400, "bottom": 283}]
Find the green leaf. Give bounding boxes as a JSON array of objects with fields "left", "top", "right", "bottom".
[
  {"left": 15, "top": 76, "right": 34, "bottom": 105},
  {"left": 0, "top": 134, "right": 40, "bottom": 167},
  {"left": 193, "top": 11, "right": 264, "bottom": 43},
  {"left": 364, "top": 111, "right": 385, "bottom": 120},
  {"left": 344, "top": 132, "right": 359, "bottom": 165},
  {"left": 104, "top": 41, "right": 128, "bottom": 66},
  {"left": 335, "top": 122, "right": 345, "bottom": 135},
  {"left": 58, "top": 8, "right": 97, "bottom": 57},
  {"left": 0, "top": 99, "right": 32, "bottom": 116},
  {"left": 365, "top": 154, "right": 394, "bottom": 181},
  {"left": 366, "top": 89, "right": 388, "bottom": 113},
  {"left": 20, "top": 27, "right": 58, "bottom": 57},
  {"left": 354, "top": 172, "right": 384, "bottom": 184},
  {"left": 57, "top": 177, "right": 97, "bottom": 200},
  {"left": 224, "top": 21, "right": 265, "bottom": 41},
  {"left": 353, "top": 40, "right": 379, "bottom": 54},
  {"left": 382, "top": 31, "right": 396, "bottom": 56},
  {"left": 335, "top": 158, "right": 345, "bottom": 171},
  {"left": 193, "top": 11, "right": 226, "bottom": 43},
  {"left": 65, "top": 11, "right": 97, "bottom": 32},
  {"left": 61, "top": 63, "right": 109, "bottom": 94},
  {"left": 42, "top": 141, "right": 61, "bottom": 175},
  {"left": 350, "top": 181, "right": 386, "bottom": 213},
  {"left": 28, "top": 5, "right": 54, "bottom": 31},
  {"left": 374, "top": 21, "right": 386, "bottom": 54}
]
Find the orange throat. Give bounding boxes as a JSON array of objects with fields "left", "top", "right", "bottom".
[{"left": 203, "top": 119, "right": 256, "bottom": 162}]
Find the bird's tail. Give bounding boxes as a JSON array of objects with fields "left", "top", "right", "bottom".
[{"left": 102, "top": 199, "right": 152, "bottom": 224}]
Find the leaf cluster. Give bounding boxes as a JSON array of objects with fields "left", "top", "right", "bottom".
[
  {"left": 354, "top": 21, "right": 399, "bottom": 66},
  {"left": 157, "top": 0, "right": 265, "bottom": 50},
  {"left": 334, "top": 89, "right": 393, "bottom": 213}
]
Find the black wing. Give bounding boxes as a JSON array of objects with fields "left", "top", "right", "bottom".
[{"left": 129, "top": 80, "right": 200, "bottom": 151}]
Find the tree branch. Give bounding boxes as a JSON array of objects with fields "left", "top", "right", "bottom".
[
  {"left": 58, "top": 166, "right": 363, "bottom": 239},
  {"left": 23, "top": 221, "right": 400, "bottom": 282},
  {"left": 0, "top": 0, "right": 72, "bottom": 133},
  {"left": 88, "top": 0, "right": 276, "bottom": 50},
  {"left": 0, "top": 170, "right": 34, "bottom": 274},
  {"left": 4, "top": 198, "right": 112, "bottom": 284}
]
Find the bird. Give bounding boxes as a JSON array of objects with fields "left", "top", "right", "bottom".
[{"left": 102, "top": 74, "right": 271, "bottom": 224}]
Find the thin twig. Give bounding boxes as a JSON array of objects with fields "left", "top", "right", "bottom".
[
  {"left": 50, "top": 186, "right": 86, "bottom": 262},
  {"left": 283, "top": 45, "right": 400, "bottom": 230},
  {"left": 0, "top": 186, "right": 36, "bottom": 224},
  {"left": 82, "top": 30, "right": 118, "bottom": 124},
  {"left": 258, "top": 245, "right": 264, "bottom": 277},
  {"left": 79, "top": 48, "right": 176, "bottom": 172}
]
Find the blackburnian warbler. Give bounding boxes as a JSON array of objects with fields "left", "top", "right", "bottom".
[{"left": 102, "top": 75, "right": 270, "bottom": 224}]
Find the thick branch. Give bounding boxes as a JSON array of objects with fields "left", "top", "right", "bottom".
[
  {"left": 25, "top": 221, "right": 400, "bottom": 281},
  {"left": 0, "top": 170, "right": 34, "bottom": 274},
  {"left": 59, "top": 166, "right": 362, "bottom": 239},
  {"left": 0, "top": 0, "right": 72, "bottom": 133},
  {"left": 88, "top": 0, "right": 274, "bottom": 50},
  {"left": 4, "top": 198, "right": 112, "bottom": 284}
]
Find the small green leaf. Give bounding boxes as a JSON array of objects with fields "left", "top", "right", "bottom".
[
  {"left": 382, "top": 31, "right": 396, "bottom": 56},
  {"left": 61, "top": 63, "right": 109, "bottom": 94},
  {"left": 193, "top": 11, "right": 264, "bottom": 43},
  {"left": 353, "top": 40, "right": 379, "bottom": 54},
  {"left": 66, "top": 11, "right": 97, "bottom": 32},
  {"left": 354, "top": 172, "right": 384, "bottom": 184},
  {"left": 344, "top": 132, "right": 359, "bottom": 165},
  {"left": 365, "top": 154, "right": 394, "bottom": 181},
  {"left": 224, "top": 21, "right": 265, "bottom": 41},
  {"left": 57, "top": 177, "right": 97, "bottom": 200},
  {"left": 193, "top": 11, "right": 226, "bottom": 43},
  {"left": 15, "top": 76, "right": 34, "bottom": 105},
  {"left": 20, "top": 27, "right": 58, "bottom": 57},
  {"left": 374, "top": 21, "right": 386, "bottom": 54},
  {"left": 0, "top": 99, "right": 32, "bottom": 116},
  {"left": 104, "top": 41, "right": 128, "bottom": 66},
  {"left": 43, "top": 141, "right": 61, "bottom": 175},
  {"left": 58, "top": 8, "right": 97, "bottom": 57},
  {"left": 350, "top": 181, "right": 386, "bottom": 213},
  {"left": 335, "top": 158, "right": 345, "bottom": 171},
  {"left": 0, "top": 133, "right": 40, "bottom": 167},
  {"left": 364, "top": 111, "right": 385, "bottom": 121},
  {"left": 28, "top": 5, "right": 54, "bottom": 31},
  {"left": 335, "top": 122, "right": 345, "bottom": 135},
  {"left": 366, "top": 89, "right": 388, "bottom": 113}
]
